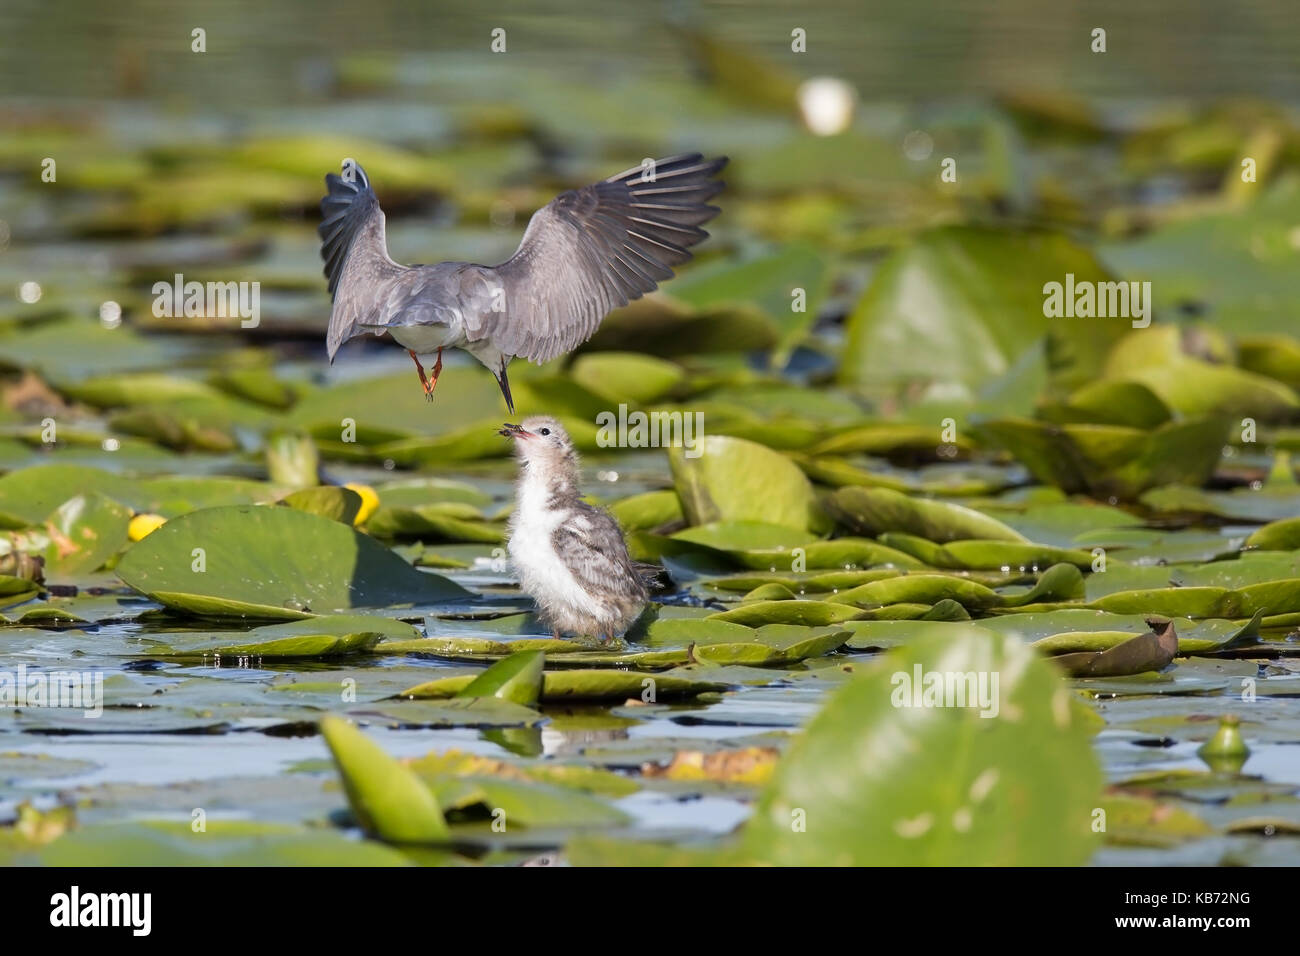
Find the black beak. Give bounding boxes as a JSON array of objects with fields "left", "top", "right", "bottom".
[{"left": 495, "top": 360, "right": 514, "bottom": 415}]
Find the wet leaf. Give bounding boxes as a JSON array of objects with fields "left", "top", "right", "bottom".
[
  {"left": 40, "top": 492, "right": 131, "bottom": 578},
  {"left": 972, "top": 416, "right": 1228, "bottom": 499},
  {"left": 745, "top": 628, "right": 1103, "bottom": 864},
  {"left": 827, "top": 487, "right": 1026, "bottom": 542},
  {"left": 457, "top": 650, "right": 545, "bottom": 706},
  {"left": 116, "top": 505, "right": 469, "bottom": 619},
  {"left": 1050, "top": 620, "right": 1179, "bottom": 677},
  {"left": 279, "top": 487, "right": 362, "bottom": 524},
  {"left": 670, "top": 435, "right": 829, "bottom": 534},
  {"left": 318, "top": 716, "right": 449, "bottom": 843},
  {"left": 569, "top": 352, "right": 686, "bottom": 404},
  {"left": 35, "top": 820, "right": 415, "bottom": 866},
  {"left": 401, "top": 669, "right": 725, "bottom": 703},
  {"left": 840, "top": 226, "right": 1126, "bottom": 396}
]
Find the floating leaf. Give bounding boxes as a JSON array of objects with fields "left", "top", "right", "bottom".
[
  {"left": 745, "top": 628, "right": 1103, "bottom": 864},
  {"left": 827, "top": 487, "right": 1026, "bottom": 542},
  {"left": 40, "top": 492, "right": 131, "bottom": 578},
  {"left": 707, "top": 601, "right": 862, "bottom": 627},
  {"left": 972, "top": 416, "right": 1227, "bottom": 499},
  {"left": 608, "top": 490, "right": 683, "bottom": 532},
  {"left": 1245, "top": 516, "right": 1300, "bottom": 551},
  {"left": 569, "top": 352, "right": 686, "bottom": 404},
  {"left": 149, "top": 615, "right": 413, "bottom": 660},
  {"left": 669, "top": 435, "right": 829, "bottom": 533},
  {"left": 401, "top": 669, "right": 725, "bottom": 703},
  {"left": 279, "top": 487, "right": 362, "bottom": 524},
  {"left": 36, "top": 820, "right": 414, "bottom": 866},
  {"left": 457, "top": 650, "right": 545, "bottom": 706},
  {"left": 840, "top": 226, "right": 1126, "bottom": 395},
  {"left": 116, "top": 505, "right": 469, "bottom": 619},
  {"left": 319, "top": 716, "right": 449, "bottom": 843},
  {"left": 1049, "top": 620, "right": 1179, "bottom": 677}
]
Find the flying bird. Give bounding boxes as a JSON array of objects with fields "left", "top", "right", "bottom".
[
  {"left": 500, "top": 417, "right": 649, "bottom": 641},
  {"left": 318, "top": 154, "right": 728, "bottom": 412}
]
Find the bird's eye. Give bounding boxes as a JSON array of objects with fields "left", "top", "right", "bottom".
[{"left": 540, "top": 428, "right": 550, "bottom": 436}]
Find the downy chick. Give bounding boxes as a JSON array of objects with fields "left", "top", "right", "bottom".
[{"left": 500, "top": 417, "right": 647, "bottom": 640}]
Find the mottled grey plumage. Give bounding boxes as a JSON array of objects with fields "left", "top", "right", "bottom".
[
  {"left": 318, "top": 155, "right": 727, "bottom": 412},
  {"left": 500, "top": 417, "right": 647, "bottom": 640}
]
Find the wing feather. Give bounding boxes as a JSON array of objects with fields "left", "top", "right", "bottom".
[
  {"left": 317, "top": 162, "right": 408, "bottom": 361},
  {"left": 465, "top": 154, "right": 727, "bottom": 363}
]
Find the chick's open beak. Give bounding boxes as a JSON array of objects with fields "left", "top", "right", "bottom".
[{"left": 498, "top": 422, "right": 535, "bottom": 440}]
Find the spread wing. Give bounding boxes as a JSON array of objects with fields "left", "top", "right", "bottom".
[
  {"left": 465, "top": 153, "right": 727, "bottom": 363},
  {"left": 317, "top": 161, "right": 410, "bottom": 361}
]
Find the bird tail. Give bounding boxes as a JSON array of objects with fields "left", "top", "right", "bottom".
[{"left": 634, "top": 562, "right": 665, "bottom": 591}]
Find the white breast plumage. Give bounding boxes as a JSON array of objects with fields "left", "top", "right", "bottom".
[{"left": 508, "top": 482, "right": 603, "bottom": 619}]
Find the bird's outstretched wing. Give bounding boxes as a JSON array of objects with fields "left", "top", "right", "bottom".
[
  {"left": 466, "top": 153, "right": 727, "bottom": 364},
  {"left": 318, "top": 161, "right": 408, "bottom": 361}
]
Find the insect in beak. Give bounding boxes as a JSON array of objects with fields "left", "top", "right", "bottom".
[{"left": 498, "top": 422, "right": 535, "bottom": 440}]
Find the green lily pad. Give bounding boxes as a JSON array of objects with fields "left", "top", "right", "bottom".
[
  {"left": 1245, "top": 516, "right": 1300, "bottom": 551},
  {"left": 731, "top": 537, "right": 924, "bottom": 571},
  {"left": 0, "top": 464, "right": 132, "bottom": 527},
  {"left": 706, "top": 600, "right": 863, "bottom": 627},
  {"left": 457, "top": 650, "right": 545, "bottom": 706},
  {"left": 669, "top": 435, "right": 829, "bottom": 533},
  {"left": 115, "top": 504, "right": 470, "bottom": 619},
  {"left": 670, "top": 521, "right": 814, "bottom": 552},
  {"left": 149, "top": 615, "right": 414, "bottom": 660},
  {"left": 319, "top": 716, "right": 449, "bottom": 843},
  {"left": 972, "top": 416, "right": 1228, "bottom": 499},
  {"left": 879, "top": 533, "right": 1093, "bottom": 571},
  {"left": 839, "top": 226, "right": 1126, "bottom": 396},
  {"left": 40, "top": 492, "right": 132, "bottom": 578},
  {"left": 425, "top": 775, "right": 630, "bottom": 830},
  {"left": 569, "top": 352, "right": 686, "bottom": 404},
  {"left": 365, "top": 505, "right": 503, "bottom": 543},
  {"left": 35, "top": 820, "right": 415, "bottom": 866},
  {"left": 279, "top": 487, "right": 362, "bottom": 524},
  {"left": 401, "top": 669, "right": 726, "bottom": 703},
  {"left": 744, "top": 628, "right": 1103, "bottom": 864},
  {"left": 607, "top": 490, "right": 684, "bottom": 532},
  {"left": 826, "top": 487, "right": 1026, "bottom": 542}
]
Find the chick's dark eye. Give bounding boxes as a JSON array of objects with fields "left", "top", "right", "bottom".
[{"left": 540, "top": 428, "right": 550, "bottom": 436}]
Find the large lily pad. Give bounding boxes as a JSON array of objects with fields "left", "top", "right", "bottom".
[
  {"left": 745, "top": 628, "right": 1103, "bottom": 864},
  {"left": 840, "top": 226, "right": 1126, "bottom": 396},
  {"left": 669, "top": 435, "right": 829, "bottom": 533},
  {"left": 116, "top": 505, "right": 469, "bottom": 619}
]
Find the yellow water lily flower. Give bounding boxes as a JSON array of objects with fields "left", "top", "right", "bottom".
[
  {"left": 128, "top": 513, "right": 167, "bottom": 541},
  {"left": 343, "top": 482, "right": 380, "bottom": 525}
]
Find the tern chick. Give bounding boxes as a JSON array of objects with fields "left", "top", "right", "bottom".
[
  {"left": 501, "top": 417, "right": 647, "bottom": 641},
  {"left": 319, "top": 154, "right": 727, "bottom": 411}
]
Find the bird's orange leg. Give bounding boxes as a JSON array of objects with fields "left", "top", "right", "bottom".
[
  {"left": 408, "top": 349, "right": 444, "bottom": 403},
  {"left": 408, "top": 350, "right": 430, "bottom": 398},
  {"left": 426, "top": 348, "right": 443, "bottom": 402}
]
